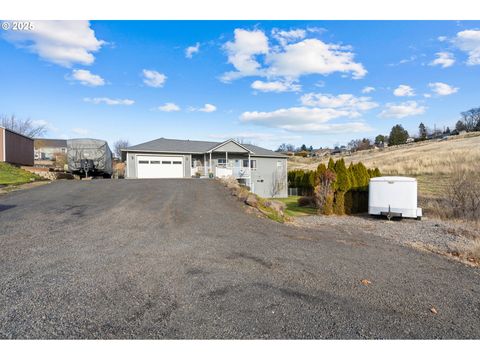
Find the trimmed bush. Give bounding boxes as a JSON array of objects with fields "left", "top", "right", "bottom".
[{"left": 290, "top": 160, "right": 380, "bottom": 215}]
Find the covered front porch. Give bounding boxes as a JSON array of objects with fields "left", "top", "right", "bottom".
[{"left": 190, "top": 139, "right": 254, "bottom": 185}]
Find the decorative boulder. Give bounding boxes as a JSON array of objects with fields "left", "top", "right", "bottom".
[{"left": 245, "top": 194, "right": 259, "bottom": 207}]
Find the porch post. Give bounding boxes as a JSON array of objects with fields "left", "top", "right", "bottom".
[
  {"left": 203, "top": 153, "right": 207, "bottom": 176},
  {"left": 248, "top": 153, "right": 251, "bottom": 188},
  {"left": 225, "top": 151, "right": 228, "bottom": 166},
  {"left": 209, "top": 152, "right": 212, "bottom": 176}
]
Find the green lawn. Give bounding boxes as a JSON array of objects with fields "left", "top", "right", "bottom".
[
  {"left": 273, "top": 196, "right": 317, "bottom": 217},
  {"left": 0, "top": 162, "right": 42, "bottom": 186}
]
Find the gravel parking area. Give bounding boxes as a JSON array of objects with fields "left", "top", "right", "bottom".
[
  {"left": 294, "top": 215, "right": 480, "bottom": 265},
  {"left": 1, "top": 179, "right": 479, "bottom": 339}
]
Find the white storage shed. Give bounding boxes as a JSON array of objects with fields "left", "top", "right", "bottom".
[{"left": 368, "top": 176, "right": 422, "bottom": 219}]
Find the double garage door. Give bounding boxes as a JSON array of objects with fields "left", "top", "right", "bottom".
[{"left": 137, "top": 155, "right": 184, "bottom": 179}]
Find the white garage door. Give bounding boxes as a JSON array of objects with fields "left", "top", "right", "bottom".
[{"left": 137, "top": 155, "right": 184, "bottom": 179}]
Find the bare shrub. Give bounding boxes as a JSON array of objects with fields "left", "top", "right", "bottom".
[
  {"left": 53, "top": 152, "right": 67, "bottom": 170},
  {"left": 445, "top": 163, "right": 480, "bottom": 221},
  {"left": 314, "top": 169, "right": 336, "bottom": 215}
]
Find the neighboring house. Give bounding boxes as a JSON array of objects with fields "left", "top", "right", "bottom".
[
  {"left": 0, "top": 126, "right": 34, "bottom": 166},
  {"left": 34, "top": 138, "right": 67, "bottom": 160},
  {"left": 122, "top": 137, "right": 288, "bottom": 198}
]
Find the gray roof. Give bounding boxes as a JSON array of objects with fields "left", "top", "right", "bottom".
[{"left": 124, "top": 137, "right": 286, "bottom": 158}]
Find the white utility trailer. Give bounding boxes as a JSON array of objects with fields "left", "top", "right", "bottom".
[{"left": 368, "top": 176, "right": 422, "bottom": 220}]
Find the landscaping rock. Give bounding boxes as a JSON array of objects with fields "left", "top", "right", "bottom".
[{"left": 245, "top": 194, "right": 259, "bottom": 207}]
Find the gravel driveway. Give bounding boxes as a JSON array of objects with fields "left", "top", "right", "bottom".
[{"left": 0, "top": 179, "right": 479, "bottom": 339}]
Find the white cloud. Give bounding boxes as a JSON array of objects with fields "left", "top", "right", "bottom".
[
  {"left": 208, "top": 131, "right": 301, "bottom": 143},
  {"left": 72, "top": 128, "right": 89, "bottom": 136},
  {"left": 251, "top": 80, "right": 300, "bottom": 93},
  {"left": 428, "top": 82, "right": 459, "bottom": 96},
  {"left": 429, "top": 52, "right": 455, "bottom": 68},
  {"left": 199, "top": 104, "right": 217, "bottom": 112},
  {"left": 423, "top": 93, "right": 432, "bottom": 98},
  {"left": 393, "top": 84, "right": 415, "bottom": 97},
  {"left": 300, "top": 93, "right": 378, "bottom": 112},
  {"left": 142, "top": 69, "right": 167, "bottom": 88},
  {"left": 221, "top": 29, "right": 366, "bottom": 82},
  {"left": 379, "top": 101, "right": 426, "bottom": 119},
  {"left": 189, "top": 104, "right": 217, "bottom": 112},
  {"left": 84, "top": 97, "right": 134, "bottom": 106},
  {"left": 271, "top": 28, "right": 306, "bottom": 46},
  {"left": 240, "top": 106, "right": 371, "bottom": 134},
  {"left": 266, "top": 38, "right": 366, "bottom": 80},
  {"left": 157, "top": 102, "right": 180, "bottom": 112},
  {"left": 362, "top": 86, "right": 375, "bottom": 94},
  {"left": 185, "top": 42, "right": 200, "bottom": 58},
  {"left": 32, "top": 119, "right": 59, "bottom": 133},
  {"left": 388, "top": 55, "right": 417, "bottom": 67},
  {"left": 3, "top": 20, "right": 104, "bottom": 67},
  {"left": 69, "top": 69, "right": 105, "bottom": 86},
  {"left": 452, "top": 29, "right": 480, "bottom": 65},
  {"left": 221, "top": 29, "right": 269, "bottom": 82},
  {"left": 438, "top": 36, "right": 447, "bottom": 42}
]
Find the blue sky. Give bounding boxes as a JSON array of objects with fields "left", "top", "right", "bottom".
[{"left": 1, "top": 20, "right": 480, "bottom": 150}]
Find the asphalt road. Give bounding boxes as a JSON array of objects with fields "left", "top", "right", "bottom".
[{"left": 0, "top": 179, "right": 479, "bottom": 339}]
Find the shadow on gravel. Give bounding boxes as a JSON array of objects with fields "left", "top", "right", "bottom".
[{"left": 0, "top": 204, "right": 15, "bottom": 212}]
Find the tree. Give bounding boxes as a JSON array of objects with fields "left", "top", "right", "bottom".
[
  {"left": 300, "top": 144, "right": 307, "bottom": 151},
  {"left": 444, "top": 126, "right": 451, "bottom": 134},
  {"left": 314, "top": 168, "right": 336, "bottom": 215},
  {"left": 418, "top": 122, "right": 427, "bottom": 140},
  {"left": 374, "top": 134, "right": 385, "bottom": 145},
  {"left": 113, "top": 139, "right": 130, "bottom": 159},
  {"left": 270, "top": 168, "right": 287, "bottom": 197},
  {"left": 460, "top": 107, "right": 480, "bottom": 132},
  {"left": 455, "top": 120, "right": 467, "bottom": 132},
  {"left": 333, "top": 159, "right": 351, "bottom": 215},
  {"left": 388, "top": 124, "right": 409, "bottom": 146},
  {"left": 1, "top": 114, "right": 46, "bottom": 138}
]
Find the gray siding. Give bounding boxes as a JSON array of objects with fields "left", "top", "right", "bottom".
[
  {"left": 211, "top": 142, "right": 248, "bottom": 153},
  {"left": 250, "top": 157, "right": 288, "bottom": 198}
]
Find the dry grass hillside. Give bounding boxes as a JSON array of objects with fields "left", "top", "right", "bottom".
[{"left": 288, "top": 132, "right": 480, "bottom": 198}]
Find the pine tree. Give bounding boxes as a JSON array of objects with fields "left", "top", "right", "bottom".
[
  {"left": 334, "top": 159, "right": 351, "bottom": 192},
  {"left": 328, "top": 157, "right": 335, "bottom": 170}
]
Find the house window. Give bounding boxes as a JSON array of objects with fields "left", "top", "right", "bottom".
[
  {"left": 139, "top": 160, "right": 149, "bottom": 164},
  {"left": 150, "top": 161, "right": 160, "bottom": 164},
  {"left": 218, "top": 158, "right": 226, "bottom": 166},
  {"left": 242, "top": 159, "right": 249, "bottom": 168},
  {"left": 250, "top": 160, "right": 257, "bottom": 169},
  {"left": 173, "top": 161, "right": 182, "bottom": 164},
  {"left": 162, "top": 161, "right": 172, "bottom": 164}
]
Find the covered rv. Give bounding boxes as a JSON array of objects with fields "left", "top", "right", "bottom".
[
  {"left": 67, "top": 139, "right": 113, "bottom": 178},
  {"left": 368, "top": 176, "right": 422, "bottom": 219}
]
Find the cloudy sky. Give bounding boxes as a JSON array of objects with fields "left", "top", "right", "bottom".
[{"left": 1, "top": 20, "right": 479, "bottom": 149}]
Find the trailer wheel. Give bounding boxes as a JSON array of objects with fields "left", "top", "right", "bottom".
[{"left": 416, "top": 216, "right": 422, "bottom": 221}]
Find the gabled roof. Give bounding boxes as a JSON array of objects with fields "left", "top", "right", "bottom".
[
  {"left": 124, "top": 137, "right": 287, "bottom": 158},
  {"left": 206, "top": 139, "right": 253, "bottom": 153}
]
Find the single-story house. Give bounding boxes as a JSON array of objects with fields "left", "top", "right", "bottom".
[
  {"left": 34, "top": 138, "right": 67, "bottom": 161},
  {"left": 0, "top": 126, "right": 34, "bottom": 166},
  {"left": 122, "top": 137, "right": 288, "bottom": 198}
]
